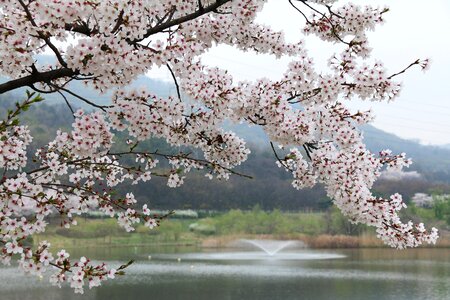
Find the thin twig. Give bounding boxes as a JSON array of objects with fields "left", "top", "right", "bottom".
[
  {"left": 288, "top": 0, "right": 311, "bottom": 24},
  {"left": 48, "top": 83, "right": 113, "bottom": 111},
  {"left": 56, "top": 90, "right": 75, "bottom": 116},
  {"left": 109, "top": 150, "right": 253, "bottom": 179},
  {"left": 295, "top": 0, "right": 350, "bottom": 46},
  {"left": 133, "top": 0, "right": 231, "bottom": 43},
  {"left": 166, "top": 63, "right": 182, "bottom": 102},
  {"left": 270, "top": 141, "right": 293, "bottom": 172},
  {"left": 387, "top": 59, "right": 420, "bottom": 80},
  {"left": 303, "top": 144, "right": 312, "bottom": 161}
]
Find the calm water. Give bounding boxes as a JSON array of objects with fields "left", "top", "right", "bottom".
[{"left": 1, "top": 247, "right": 449, "bottom": 300}]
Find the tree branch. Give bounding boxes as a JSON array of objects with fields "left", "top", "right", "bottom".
[
  {"left": 48, "top": 83, "right": 113, "bottom": 111},
  {"left": 166, "top": 63, "right": 182, "bottom": 102},
  {"left": 0, "top": 68, "right": 76, "bottom": 94},
  {"left": 387, "top": 59, "right": 420, "bottom": 80},
  {"left": 1, "top": 1, "right": 231, "bottom": 97},
  {"left": 132, "top": 0, "right": 232, "bottom": 43},
  {"left": 17, "top": 0, "right": 67, "bottom": 68}
]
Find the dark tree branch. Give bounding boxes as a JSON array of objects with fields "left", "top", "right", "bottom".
[
  {"left": 198, "top": 0, "right": 204, "bottom": 11},
  {"left": 166, "top": 63, "right": 182, "bottom": 102},
  {"left": 0, "top": 68, "right": 76, "bottom": 94},
  {"left": 25, "top": 158, "right": 88, "bottom": 177},
  {"left": 28, "top": 84, "right": 58, "bottom": 94},
  {"left": 56, "top": 90, "right": 75, "bottom": 115},
  {"left": 387, "top": 59, "right": 420, "bottom": 80},
  {"left": 109, "top": 150, "right": 253, "bottom": 179},
  {"left": 111, "top": 10, "right": 125, "bottom": 34},
  {"left": 286, "top": 88, "right": 322, "bottom": 104},
  {"left": 64, "top": 21, "right": 98, "bottom": 36},
  {"left": 288, "top": 0, "right": 311, "bottom": 24},
  {"left": 17, "top": 0, "right": 67, "bottom": 68},
  {"left": 270, "top": 141, "right": 294, "bottom": 172},
  {"left": 154, "top": 6, "right": 177, "bottom": 27},
  {"left": 295, "top": 0, "right": 350, "bottom": 46},
  {"left": 303, "top": 144, "right": 312, "bottom": 161},
  {"left": 133, "top": 0, "right": 232, "bottom": 43}
]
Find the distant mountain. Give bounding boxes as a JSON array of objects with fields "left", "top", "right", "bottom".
[
  {"left": 227, "top": 121, "right": 450, "bottom": 175},
  {"left": 361, "top": 125, "right": 450, "bottom": 174},
  {"left": 438, "top": 144, "right": 450, "bottom": 150},
  {"left": 3, "top": 65, "right": 450, "bottom": 174}
]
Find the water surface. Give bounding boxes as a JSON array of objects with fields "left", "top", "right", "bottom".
[{"left": 1, "top": 247, "right": 449, "bottom": 300}]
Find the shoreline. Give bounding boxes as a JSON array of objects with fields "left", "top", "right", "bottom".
[
  {"left": 200, "top": 233, "right": 450, "bottom": 249},
  {"left": 35, "top": 232, "right": 450, "bottom": 250}
]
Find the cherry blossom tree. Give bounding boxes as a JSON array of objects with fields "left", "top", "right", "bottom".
[{"left": 0, "top": 0, "right": 438, "bottom": 293}]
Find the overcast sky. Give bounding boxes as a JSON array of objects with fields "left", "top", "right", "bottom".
[{"left": 149, "top": 0, "right": 450, "bottom": 145}]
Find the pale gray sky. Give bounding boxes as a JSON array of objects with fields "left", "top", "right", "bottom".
[
  {"left": 147, "top": 1, "right": 449, "bottom": 145},
  {"left": 151, "top": 0, "right": 450, "bottom": 145}
]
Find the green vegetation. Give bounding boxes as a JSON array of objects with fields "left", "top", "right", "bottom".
[
  {"left": 36, "top": 201, "right": 450, "bottom": 250},
  {"left": 189, "top": 206, "right": 367, "bottom": 237},
  {"left": 432, "top": 195, "right": 450, "bottom": 225},
  {"left": 37, "top": 218, "right": 198, "bottom": 249},
  {"left": 33, "top": 207, "right": 374, "bottom": 249},
  {"left": 401, "top": 195, "right": 450, "bottom": 229}
]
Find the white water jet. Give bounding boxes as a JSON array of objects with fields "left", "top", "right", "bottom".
[
  {"left": 238, "top": 239, "right": 304, "bottom": 256},
  {"left": 153, "top": 239, "right": 346, "bottom": 261}
]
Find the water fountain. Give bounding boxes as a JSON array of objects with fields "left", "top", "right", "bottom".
[
  {"left": 152, "top": 239, "right": 345, "bottom": 261},
  {"left": 238, "top": 239, "right": 303, "bottom": 256}
]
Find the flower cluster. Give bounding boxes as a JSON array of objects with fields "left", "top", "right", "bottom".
[
  {"left": 0, "top": 125, "right": 32, "bottom": 170},
  {"left": 59, "top": 109, "right": 113, "bottom": 158},
  {"left": 304, "top": 3, "right": 387, "bottom": 46},
  {"left": 276, "top": 148, "right": 317, "bottom": 189}
]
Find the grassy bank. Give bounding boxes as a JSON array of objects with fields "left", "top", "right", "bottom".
[
  {"left": 36, "top": 218, "right": 198, "bottom": 249},
  {"left": 35, "top": 207, "right": 450, "bottom": 249}
]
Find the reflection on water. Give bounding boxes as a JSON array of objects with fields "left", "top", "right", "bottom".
[{"left": 1, "top": 248, "right": 449, "bottom": 300}]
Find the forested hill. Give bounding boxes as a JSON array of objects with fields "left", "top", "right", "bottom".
[
  {"left": 2, "top": 82, "right": 450, "bottom": 210},
  {"left": 361, "top": 125, "right": 450, "bottom": 173},
  {"left": 227, "top": 123, "right": 450, "bottom": 174}
]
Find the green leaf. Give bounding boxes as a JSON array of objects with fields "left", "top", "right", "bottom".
[{"left": 32, "top": 94, "right": 44, "bottom": 103}]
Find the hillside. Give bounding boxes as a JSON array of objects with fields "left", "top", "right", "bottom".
[{"left": 361, "top": 125, "right": 450, "bottom": 174}]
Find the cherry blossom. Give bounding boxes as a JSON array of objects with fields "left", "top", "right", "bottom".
[{"left": 0, "top": 0, "right": 438, "bottom": 293}]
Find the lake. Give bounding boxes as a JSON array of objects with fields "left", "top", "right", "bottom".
[{"left": 1, "top": 246, "right": 449, "bottom": 300}]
